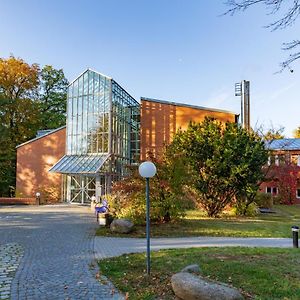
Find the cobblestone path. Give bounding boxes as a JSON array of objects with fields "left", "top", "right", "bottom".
[
  {"left": 0, "top": 205, "right": 123, "bottom": 300},
  {"left": 0, "top": 243, "right": 23, "bottom": 300}
]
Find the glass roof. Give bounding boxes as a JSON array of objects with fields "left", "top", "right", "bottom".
[{"left": 49, "top": 154, "right": 110, "bottom": 174}]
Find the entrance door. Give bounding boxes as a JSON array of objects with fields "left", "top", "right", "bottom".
[{"left": 69, "top": 175, "right": 96, "bottom": 204}]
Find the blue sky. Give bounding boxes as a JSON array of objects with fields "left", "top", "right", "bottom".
[{"left": 1, "top": 0, "right": 299, "bottom": 136}]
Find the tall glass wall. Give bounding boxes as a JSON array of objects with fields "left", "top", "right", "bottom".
[
  {"left": 111, "top": 80, "right": 140, "bottom": 179},
  {"left": 66, "top": 70, "right": 111, "bottom": 155},
  {"left": 62, "top": 69, "right": 140, "bottom": 202}
]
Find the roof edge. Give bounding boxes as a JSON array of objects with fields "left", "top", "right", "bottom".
[
  {"left": 266, "top": 138, "right": 300, "bottom": 151},
  {"left": 68, "top": 68, "right": 112, "bottom": 87},
  {"left": 141, "top": 97, "right": 238, "bottom": 115},
  {"left": 16, "top": 126, "right": 66, "bottom": 149}
]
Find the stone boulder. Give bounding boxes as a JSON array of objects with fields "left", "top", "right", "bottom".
[
  {"left": 181, "top": 264, "right": 201, "bottom": 274},
  {"left": 171, "top": 272, "right": 244, "bottom": 300},
  {"left": 110, "top": 219, "right": 134, "bottom": 234}
]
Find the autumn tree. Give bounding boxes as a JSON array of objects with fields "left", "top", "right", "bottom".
[
  {"left": 224, "top": 0, "right": 300, "bottom": 70},
  {"left": 0, "top": 57, "right": 41, "bottom": 196},
  {"left": 0, "top": 56, "right": 68, "bottom": 196},
  {"left": 266, "top": 163, "right": 300, "bottom": 204},
  {"left": 262, "top": 125, "right": 285, "bottom": 141},
  {"left": 0, "top": 56, "right": 39, "bottom": 99},
  {"left": 293, "top": 126, "right": 300, "bottom": 138},
  {"left": 168, "top": 118, "right": 268, "bottom": 217}
]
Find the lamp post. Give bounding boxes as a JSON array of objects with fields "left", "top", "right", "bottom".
[
  {"left": 35, "top": 192, "right": 41, "bottom": 205},
  {"left": 138, "top": 161, "right": 157, "bottom": 275}
]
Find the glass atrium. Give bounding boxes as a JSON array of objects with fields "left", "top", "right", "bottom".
[{"left": 50, "top": 69, "right": 140, "bottom": 203}]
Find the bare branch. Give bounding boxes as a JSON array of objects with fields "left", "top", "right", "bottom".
[
  {"left": 224, "top": 0, "right": 300, "bottom": 31},
  {"left": 223, "top": 0, "right": 267, "bottom": 16},
  {"left": 279, "top": 40, "right": 300, "bottom": 71},
  {"left": 224, "top": 0, "right": 300, "bottom": 70},
  {"left": 266, "top": 1, "right": 300, "bottom": 31}
]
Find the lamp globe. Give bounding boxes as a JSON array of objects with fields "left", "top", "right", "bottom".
[{"left": 138, "top": 161, "right": 157, "bottom": 178}]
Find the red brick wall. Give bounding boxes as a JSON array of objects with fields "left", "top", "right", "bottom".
[
  {"left": 140, "top": 99, "right": 237, "bottom": 160},
  {"left": 16, "top": 128, "right": 66, "bottom": 202},
  {"left": 259, "top": 182, "right": 300, "bottom": 204},
  {"left": 0, "top": 197, "right": 36, "bottom": 205}
]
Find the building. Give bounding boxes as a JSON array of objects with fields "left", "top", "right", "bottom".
[
  {"left": 16, "top": 69, "right": 237, "bottom": 204},
  {"left": 140, "top": 97, "right": 237, "bottom": 160},
  {"left": 260, "top": 138, "right": 300, "bottom": 204}
]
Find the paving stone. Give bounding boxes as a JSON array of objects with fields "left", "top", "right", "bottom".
[
  {"left": 0, "top": 243, "right": 23, "bottom": 299},
  {"left": 0, "top": 205, "right": 123, "bottom": 299}
]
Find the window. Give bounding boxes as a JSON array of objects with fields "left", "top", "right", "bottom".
[
  {"left": 266, "top": 187, "right": 277, "bottom": 195},
  {"left": 297, "top": 189, "right": 300, "bottom": 199}
]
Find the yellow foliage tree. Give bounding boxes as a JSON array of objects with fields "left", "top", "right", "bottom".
[
  {"left": 0, "top": 56, "right": 39, "bottom": 99},
  {"left": 293, "top": 127, "right": 300, "bottom": 138}
]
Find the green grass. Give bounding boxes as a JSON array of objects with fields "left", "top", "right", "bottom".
[
  {"left": 99, "top": 247, "right": 300, "bottom": 299},
  {"left": 96, "top": 204, "right": 300, "bottom": 238}
]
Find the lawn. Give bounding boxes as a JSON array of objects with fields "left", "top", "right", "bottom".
[
  {"left": 99, "top": 247, "right": 300, "bottom": 299},
  {"left": 96, "top": 204, "right": 300, "bottom": 238}
]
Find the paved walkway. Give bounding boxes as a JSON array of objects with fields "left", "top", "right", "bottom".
[
  {"left": 0, "top": 205, "right": 123, "bottom": 300},
  {"left": 94, "top": 236, "right": 293, "bottom": 259}
]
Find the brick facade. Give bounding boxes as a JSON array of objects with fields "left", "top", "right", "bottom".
[
  {"left": 16, "top": 127, "right": 66, "bottom": 203},
  {"left": 140, "top": 98, "right": 237, "bottom": 160}
]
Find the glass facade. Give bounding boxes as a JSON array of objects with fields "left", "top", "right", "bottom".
[
  {"left": 66, "top": 70, "right": 111, "bottom": 155},
  {"left": 51, "top": 69, "right": 140, "bottom": 203},
  {"left": 111, "top": 80, "right": 140, "bottom": 179}
]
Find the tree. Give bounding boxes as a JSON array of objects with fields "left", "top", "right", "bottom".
[
  {"left": 0, "top": 57, "right": 68, "bottom": 196},
  {"left": 39, "top": 65, "right": 68, "bottom": 129},
  {"left": 0, "top": 95, "right": 41, "bottom": 196},
  {"left": 0, "top": 57, "right": 41, "bottom": 196},
  {"left": 293, "top": 126, "right": 300, "bottom": 138},
  {"left": 0, "top": 56, "right": 39, "bottom": 99},
  {"left": 168, "top": 118, "right": 268, "bottom": 217},
  {"left": 109, "top": 152, "right": 190, "bottom": 224},
  {"left": 224, "top": 0, "right": 300, "bottom": 70},
  {"left": 263, "top": 126, "right": 285, "bottom": 141}
]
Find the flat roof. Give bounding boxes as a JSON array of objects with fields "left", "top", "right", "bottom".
[
  {"left": 16, "top": 126, "right": 66, "bottom": 149},
  {"left": 141, "top": 97, "right": 238, "bottom": 115}
]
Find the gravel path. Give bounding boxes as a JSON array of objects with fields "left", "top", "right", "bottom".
[{"left": 0, "top": 205, "right": 123, "bottom": 300}]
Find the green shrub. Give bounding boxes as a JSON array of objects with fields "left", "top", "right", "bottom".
[
  {"left": 107, "top": 189, "right": 186, "bottom": 225},
  {"left": 108, "top": 158, "right": 188, "bottom": 225},
  {"left": 255, "top": 192, "right": 273, "bottom": 208},
  {"left": 234, "top": 202, "right": 258, "bottom": 217}
]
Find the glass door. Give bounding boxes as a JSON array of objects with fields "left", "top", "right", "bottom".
[{"left": 68, "top": 175, "right": 96, "bottom": 204}]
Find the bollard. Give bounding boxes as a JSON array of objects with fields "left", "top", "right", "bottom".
[{"left": 291, "top": 226, "right": 299, "bottom": 248}]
